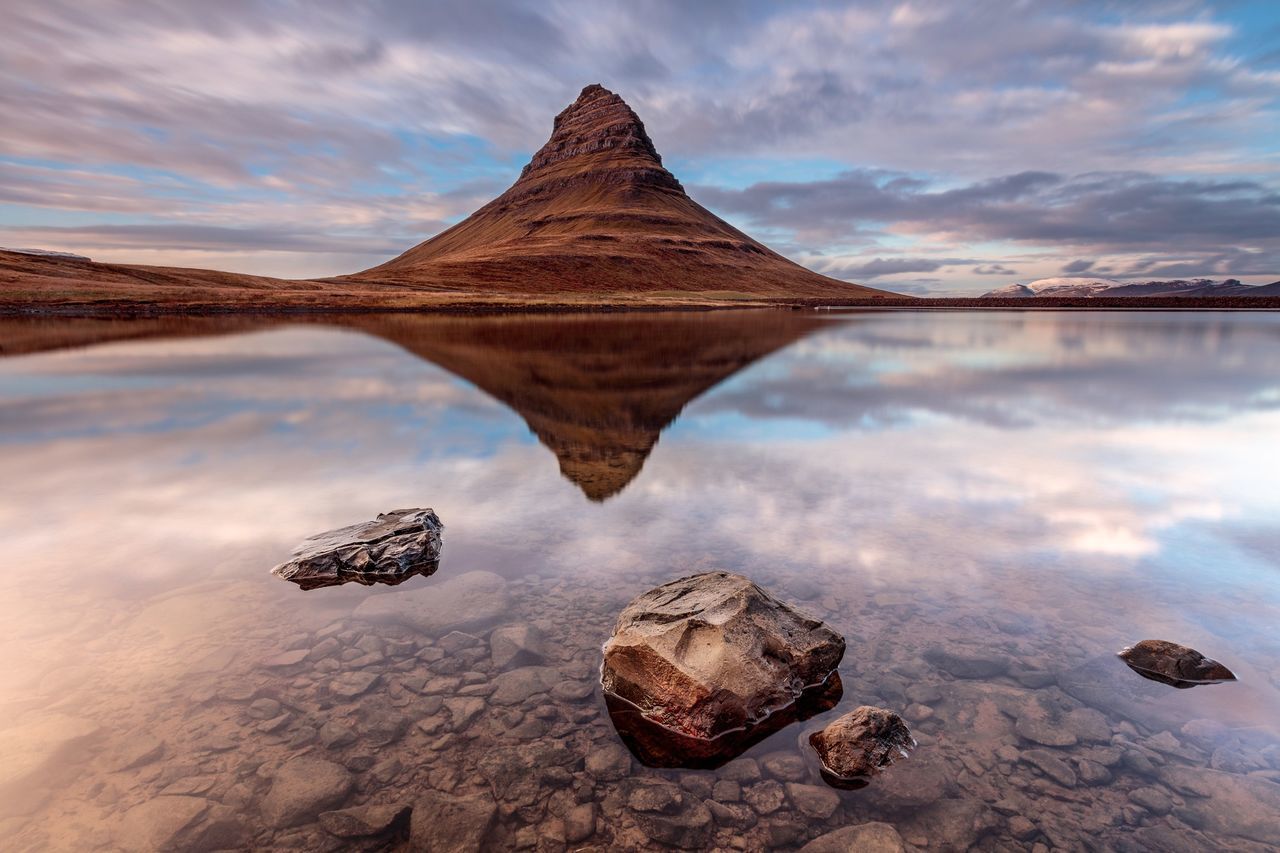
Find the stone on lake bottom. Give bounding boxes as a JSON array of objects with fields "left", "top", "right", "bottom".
[
  {"left": 116, "top": 795, "right": 209, "bottom": 851},
  {"left": 600, "top": 571, "right": 845, "bottom": 741},
  {"left": 318, "top": 802, "right": 410, "bottom": 837},
  {"left": 799, "top": 822, "right": 907, "bottom": 853},
  {"left": 261, "top": 756, "right": 353, "bottom": 828},
  {"left": 808, "top": 706, "right": 916, "bottom": 782},
  {"left": 272, "top": 508, "right": 442, "bottom": 590},
  {"left": 1118, "top": 639, "right": 1237, "bottom": 688},
  {"left": 924, "top": 646, "right": 1009, "bottom": 679},
  {"left": 354, "top": 570, "right": 510, "bottom": 637},
  {"left": 409, "top": 789, "right": 497, "bottom": 852}
]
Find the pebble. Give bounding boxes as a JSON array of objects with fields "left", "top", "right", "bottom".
[{"left": 743, "top": 780, "right": 786, "bottom": 815}]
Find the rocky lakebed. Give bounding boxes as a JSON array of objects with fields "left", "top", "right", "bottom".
[{"left": 4, "top": 556, "right": 1277, "bottom": 853}]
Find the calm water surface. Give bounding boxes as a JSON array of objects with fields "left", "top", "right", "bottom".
[{"left": 0, "top": 310, "right": 1278, "bottom": 851}]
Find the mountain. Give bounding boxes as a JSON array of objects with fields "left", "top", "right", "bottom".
[
  {"left": 346, "top": 84, "right": 888, "bottom": 300},
  {"left": 983, "top": 276, "right": 1276, "bottom": 299},
  {"left": 982, "top": 283, "right": 1036, "bottom": 298}
]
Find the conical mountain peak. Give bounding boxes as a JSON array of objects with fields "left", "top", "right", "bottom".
[
  {"left": 517, "top": 83, "right": 678, "bottom": 190},
  {"left": 353, "top": 84, "right": 891, "bottom": 301}
]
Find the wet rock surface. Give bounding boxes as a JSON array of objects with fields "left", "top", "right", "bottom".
[
  {"left": 271, "top": 508, "right": 443, "bottom": 590},
  {"left": 808, "top": 706, "right": 916, "bottom": 782},
  {"left": 601, "top": 571, "right": 845, "bottom": 740},
  {"left": 1118, "top": 639, "right": 1237, "bottom": 688}
]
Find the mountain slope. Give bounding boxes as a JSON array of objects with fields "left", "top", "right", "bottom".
[{"left": 348, "top": 84, "right": 889, "bottom": 300}]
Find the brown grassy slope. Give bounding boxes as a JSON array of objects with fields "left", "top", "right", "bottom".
[{"left": 345, "top": 84, "right": 890, "bottom": 300}]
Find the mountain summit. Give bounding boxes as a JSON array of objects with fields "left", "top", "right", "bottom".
[{"left": 351, "top": 85, "right": 888, "bottom": 299}]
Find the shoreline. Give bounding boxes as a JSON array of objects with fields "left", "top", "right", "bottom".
[{"left": 4, "top": 295, "right": 1279, "bottom": 318}]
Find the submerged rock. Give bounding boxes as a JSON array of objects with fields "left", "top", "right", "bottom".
[
  {"left": 601, "top": 571, "right": 845, "bottom": 741},
  {"left": 808, "top": 706, "right": 916, "bottom": 784},
  {"left": 272, "top": 508, "right": 442, "bottom": 590},
  {"left": 261, "top": 756, "right": 353, "bottom": 829},
  {"left": 1118, "top": 639, "right": 1236, "bottom": 688},
  {"left": 354, "top": 570, "right": 509, "bottom": 636}
]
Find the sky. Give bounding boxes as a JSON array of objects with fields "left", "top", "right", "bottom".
[{"left": 2, "top": 0, "right": 1278, "bottom": 295}]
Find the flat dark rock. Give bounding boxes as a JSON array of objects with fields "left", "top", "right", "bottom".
[
  {"left": 1118, "top": 639, "right": 1237, "bottom": 689},
  {"left": 272, "top": 508, "right": 442, "bottom": 590}
]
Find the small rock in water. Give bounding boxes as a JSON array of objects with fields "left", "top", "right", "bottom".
[
  {"left": 272, "top": 508, "right": 442, "bottom": 590},
  {"left": 808, "top": 706, "right": 916, "bottom": 783},
  {"left": 600, "top": 571, "right": 845, "bottom": 741},
  {"left": 1117, "top": 639, "right": 1236, "bottom": 688}
]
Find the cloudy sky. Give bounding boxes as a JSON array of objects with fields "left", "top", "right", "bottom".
[{"left": 2, "top": 0, "right": 1278, "bottom": 294}]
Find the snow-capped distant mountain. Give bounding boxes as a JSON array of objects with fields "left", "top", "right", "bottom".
[
  {"left": 1, "top": 246, "right": 91, "bottom": 261},
  {"left": 982, "top": 276, "right": 1274, "bottom": 298},
  {"left": 981, "top": 283, "right": 1037, "bottom": 298}
]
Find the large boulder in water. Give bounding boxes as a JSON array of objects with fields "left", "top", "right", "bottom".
[
  {"left": 1118, "top": 639, "right": 1236, "bottom": 688},
  {"left": 272, "top": 508, "right": 442, "bottom": 590},
  {"left": 601, "top": 571, "right": 845, "bottom": 741}
]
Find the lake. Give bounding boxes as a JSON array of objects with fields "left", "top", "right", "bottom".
[{"left": 1, "top": 310, "right": 1278, "bottom": 851}]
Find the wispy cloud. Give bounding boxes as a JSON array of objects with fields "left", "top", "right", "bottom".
[{"left": 1, "top": 0, "right": 1276, "bottom": 290}]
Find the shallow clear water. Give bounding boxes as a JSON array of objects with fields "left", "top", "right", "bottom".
[{"left": 1, "top": 310, "right": 1278, "bottom": 851}]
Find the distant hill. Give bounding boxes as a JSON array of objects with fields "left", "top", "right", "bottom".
[{"left": 983, "top": 276, "right": 1275, "bottom": 299}]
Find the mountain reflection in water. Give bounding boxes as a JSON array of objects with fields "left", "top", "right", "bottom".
[
  {"left": 1, "top": 310, "right": 1279, "bottom": 851},
  {"left": 0, "top": 311, "right": 829, "bottom": 501}
]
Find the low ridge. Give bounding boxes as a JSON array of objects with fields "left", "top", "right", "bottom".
[{"left": 351, "top": 84, "right": 888, "bottom": 299}]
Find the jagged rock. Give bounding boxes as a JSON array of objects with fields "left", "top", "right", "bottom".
[
  {"left": 261, "top": 756, "right": 353, "bottom": 828},
  {"left": 116, "top": 796, "right": 208, "bottom": 851},
  {"left": 808, "top": 706, "right": 916, "bottom": 781},
  {"left": 318, "top": 802, "right": 410, "bottom": 837},
  {"left": 601, "top": 571, "right": 845, "bottom": 740},
  {"left": 799, "top": 822, "right": 906, "bottom": 853},
  {"left": 354, "top": 570, "right": 510, "bottom": 637},
  {"left": 409, "top": 790, "right": 497, "bottom": 852},
  {"left": 1118, "top": 639, "right": 1236, "bottom": 688},
  {"left": 272, "top": 508, "right": 442, "bottom": 590}
]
